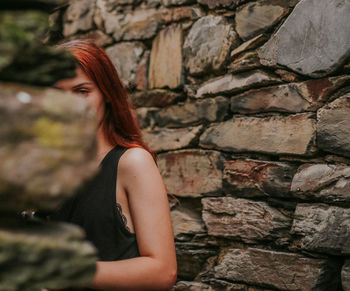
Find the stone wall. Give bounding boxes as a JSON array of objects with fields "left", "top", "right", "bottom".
[
  {"left": 0, "top": 1, "right": 99, "bottom": 290},
  {"left": 51, "top": 0, "right": 350, "bottom": 290}
]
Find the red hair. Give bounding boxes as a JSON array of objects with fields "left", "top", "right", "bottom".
[{"left": 57, "top": 39, "right": 155, "bottom": 161}]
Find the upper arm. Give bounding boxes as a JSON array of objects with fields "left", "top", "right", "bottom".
[{"left": 118, "top": 147, "right": 176, "bottom": 267}]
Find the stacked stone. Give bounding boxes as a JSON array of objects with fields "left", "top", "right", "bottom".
[
  {"left": 0, "top": 1, "right": 99, "bottom": 290},
  {"left": 53, "top": 0, "right": 350, "bottom": 290}
]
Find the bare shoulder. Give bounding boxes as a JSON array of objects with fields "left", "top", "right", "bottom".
[{"left": 119, "top": 147, "right": 157, "bottom": 175}]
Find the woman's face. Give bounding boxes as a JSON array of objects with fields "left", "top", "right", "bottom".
[{"left": 54, "top": 67, "right": 105, "bottom": 121}]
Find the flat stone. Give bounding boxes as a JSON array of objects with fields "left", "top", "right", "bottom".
[
  {"left": 153, "top": 96, "right": 228, "bottom": 128},
  {"left": 65, "top": 30, "right": 113, "bottom": 47},
  {"left": 202, "top": 197, "right": 291, "bottom": 243},
  {"left": 291, "top": 204, "right": 350, "bottom": 255},
  {"left": 235, "top": 1, "right": 288, "bottom": 41},
  {"left": 183, "top": 15, "right": 239, "bottom": 76},
  {"left": 0, "top": 222, "right": 96, "bottom": 291},
  {"left": 291, "top": 164, "right": 350, "bottom": 203},
  {"left": 176, "top": 243, "right": 217, "bottom": 280},
  {"left": 228, "top": 51, "right": 262, "bottom": 73},
  {"left": 0, "top": 83, "right": 97, "bottom": 211},
  {"left": 231, "top": 75, "right": 350, "bottom": 113},
  {"left": 258, "top": 0, "right": 350, "bottom": 77},
  {"left": 142, "top": 125, "right": 202, "bottom": 152},
  {"left": 159, "top": 6, "right": 204, "bottom": 23},
  {"left": 199, "top": 113, "right": 316, "bottom": 156},
  {"left": 105, "top": 42, "right": 145, "bottom": 88},
  {"left": 197, "top": 0, "right": 245, "bottom": 9},
  {"left": 149, "top": 24, "right": 183, "bottom": 89},
  {"left": 196, "top": 70, "right": 279, "bottom": 98},
  {"left": 215, "top": 248, "right": 340, "bottom": 291},
  {"left": 63, "top": 0, "right": 95, "bottom": 36},
  {"left": 135, "top": 50, "right": 149, "bottom": 91},
  {"left": 342, "top": 260, "right": 350, "bottom": 291},
  {"left": 131, "top": 89, "right": 183, "bottom": 108},
  {"left": 135, "top": 107, "right": 158, "bottom": 129},
  {"left": 171, "top": 203, "right": 205, "bottom": 238},
  {"left": 224, "top": 159, "right": 297, "bottom": 198},
  {"left": 173, "top": 281, "right": 213, "bottom": 290},
  {"left": 157, "top": 150, "right": 223, "bottom": 197},
  {"left": 317, "top": 93, "right": 350, "bottom": 158},
  {"left": 230, "top": 34, "right": 266, "bottom": 58}
]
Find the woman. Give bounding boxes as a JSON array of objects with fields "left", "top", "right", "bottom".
[{"left": 51, "top": 39, "right": 177, "bottom": 290}]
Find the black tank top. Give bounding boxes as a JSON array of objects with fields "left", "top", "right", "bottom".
[{"left": 51, "top": 145, "right": 140, "bottom": 290}]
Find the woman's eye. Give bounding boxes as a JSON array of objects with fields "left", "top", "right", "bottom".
[{"left": 76, "top": 89, "right": 89, "bottom": 95}]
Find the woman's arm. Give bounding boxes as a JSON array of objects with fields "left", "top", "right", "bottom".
[{"left": 89, "top": 147, "right": 177, "bottom": 291}]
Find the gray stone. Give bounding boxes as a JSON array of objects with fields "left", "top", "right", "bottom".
[
  {"left": 105, "top": 42, "right": 145, "bottom": 88},
  {"left": 149, "top": 24, "right": 183, "bottom": 89},
  {"left": 159, "top": 6, "right": 204, "bottom": 23},
  {"left": 0, "top": 222, "right": 96, "bottom": 291},
  {"left": 215, "top": 248, "right": 340, "bottom": 291},
  {"left": 65, "top": 30, "right": 113, "bottom": 47},
  {"left": 235, "top": 1, "right": 288, "bottom": 41},
  {"left": 199, "top": 113, "right": 316, "bottom": 156},
  {"left": 317, "top": 93, "right": 350, "bottom": 158},
  {"left": 173, "top": 281, "right": 213, "bottom": 290},
  {"left": 142, "top": 125, "right": 202, "bottom": 152},
  {"left": 224, "top": 159, "right": 297, "bottom": 198},
  {"left": 171, "top": 203, "right": 205, "bottom": 238},
  {"left": 197, "top": 0, "right": 245, "bottom": 9},
  {"left": 162, "top": 0, "right": 195, "bottom": 6},
  {"left": 0, "top": 83, "right": 97, "bottom": 211},
  {"left": 135, "top": 107, "right": 158, "bottom": 128},
  {"left": 153, "top": 96, "right": 228, "bottom": 128},
  {"left": 196, "top": 70, "right": 279, "bottom": 98},
  {"left": 259, "top": 0, "right": 350, "bottom": 77},
  {"left": 291, "top": 164, "right": 350, "bottom": 203},
  {"left": 131, "top": 89, "right": 184, "bottom": 108},
  {"left": 202, "top": 197, "right": 291, "bottom": 243},
  {"left": 231, "top": 76, "right": 350, "bottom": 113},
  {"left": 342, "top": 260, "right": 350, "bottom": 291},
  {"left": 183, "top": 15, "right": 239, "bottom": 76},
  {"left": 230, "top": 34, "right": 266, "bottom": 58},
  {"left": 63, "top": 0, "right": 95, "bottom": 37},
  {"left": 228, "top": 51, "right": 262, "bottom": 73},
  {"left": 176, "top": 243, "right": 217, "bottom": 280},
  {"left": 291, "top": 204, "right": 350, "bottom": 255},
  {"left": 157, "top": 150, "right": 223, "bottom": 197}
]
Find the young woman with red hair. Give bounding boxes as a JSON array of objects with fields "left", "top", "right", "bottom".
[{"left": 52, "top": 39, "right": 177, "bottom": 290}]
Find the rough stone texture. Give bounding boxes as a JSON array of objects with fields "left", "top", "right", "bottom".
[
  {"left": 230, "top": 34, "right": 266, "bottom": 58},
  {"left": 235, "top": 1, "right": 288, "bottom": 41},
  {"left": 0, "top": 11, "right": 76, "bottom": 86},
  {"left": 142, "top": 125, "right": 202, "bottom": 152},
  {"left": 158, "top": 150, "right": 223, "bottom": 197},
  {"left": 291, "top": 164, "right": 350, "bottom": 203},
  {"left": 200, "top": 113, "right": 316, "bottom": 156},
  {"left": 202, "top": 197, "right": 291, "bottom": 243},
  {"left": 171, "top": 203, "right": 205, "bottom": 238},
  {"left": 65, "top": 30, "right": 113, "bottom": 47},
  {"left": 223, "top": 160, "right": 297, "bottom": 198},
  {"left": 176, "top": 243, "right": 217, "bottom": 280},
  {"left": 291, "top": 204, "right": 350, "bottom": 255},
  {"left": 173, "top": 281, "right": 213, "bottom": 290},
  {"left": 105, "top": 42, "right": 145, "bottom": 88},
  {"left": 317, "top": 93, "right": 350, "bottom": 158},
  {"left": 183, "top": 15, "right": 239, "bottom": 76},
  {"left": 259, "top": 0, "right": 350, "bottom": 77},
  {"left": 342, "top": 260, "right": 350, "bottom": 291},
  {"left": 0, "top": 222, "right": 97, "bottom": 291},
  {"left": 231, "top": 76, "right": 350, "bottom": 113},
  {"left": 228, "top": 51, "right": 262, "bottom": 73},
  {"left": 197, "top": 0, "right": 246, "bottom": 9},
  {"left": 159, "top": 6, "right": 204, "bottom": 23},
  {"left": 153, "top": 96, "right": 228, "bottom": 127},
  {"left": 215, "top": 248, "right": 340, "bottom": 291},
  {"left": 0, "top": 83, "right": 97, "bottom": 211},
  {"left": 195, "top": 70, "right": 279, "bottom": 98},
  {"left": 63, "top": 0, "right": 95, "bottom": 37},
  {"left": 135, "top": 107, "right": 158, "bottom": 128},
  {"left": 131, "top": 89, "right": 184, "bottom": 108},
  {"left": 149, "top": 24, "right": 183, "bottom": 89}
]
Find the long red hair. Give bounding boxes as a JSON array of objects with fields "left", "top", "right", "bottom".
[{"left": 57, "top": 39, "right": 155, "bottom": 161}]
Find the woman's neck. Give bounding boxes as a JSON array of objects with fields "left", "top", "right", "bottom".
[{"left": 96, "top": 128, "right": 114, "bottom": 164}]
